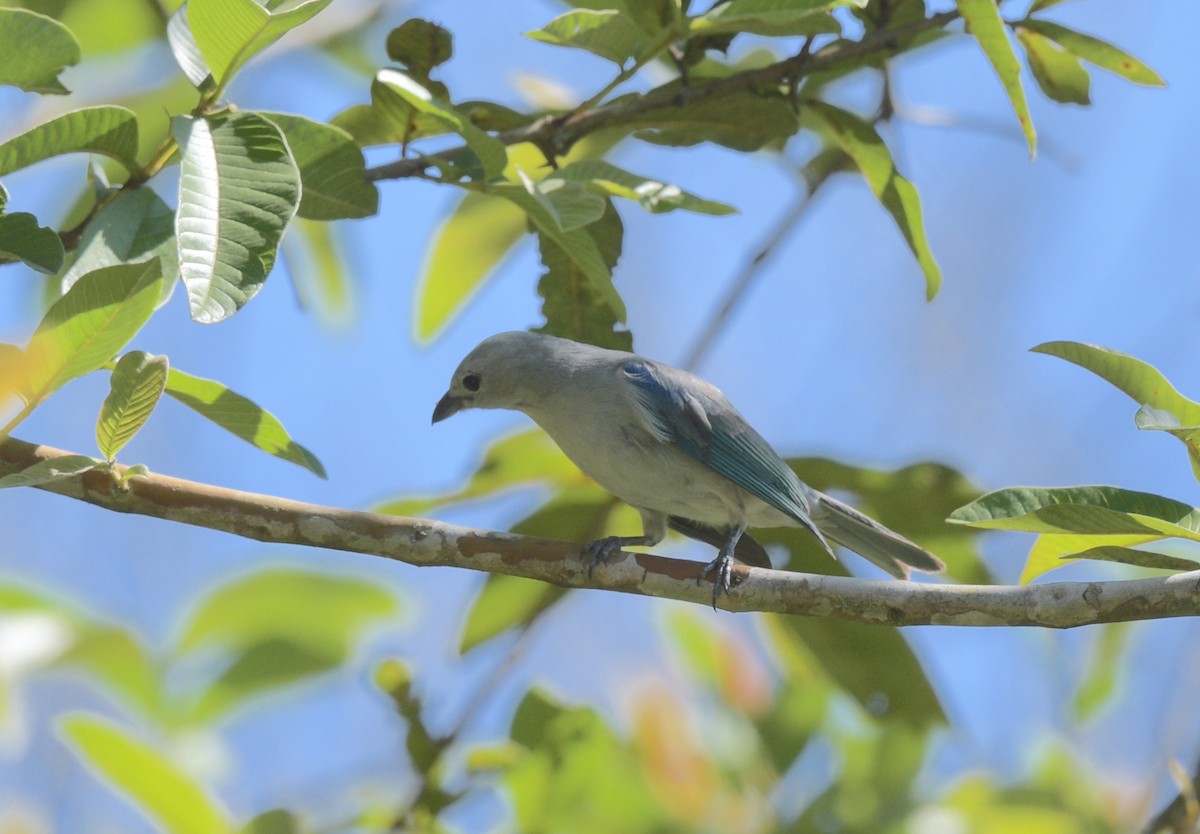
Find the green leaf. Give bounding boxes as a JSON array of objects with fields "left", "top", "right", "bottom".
[
  {"left": 1028, "top": 0, "right": 1069, "bottom": 12},
  {"left": 949, "top": 486, "right": 1200, "bottom": 544},
  {"left": 518, "top": 169, "right": 608, "bottom": 232},
  {"left": 0, "top": 8, "right": 81, "bottom": 94},
  {"left": 1073, "top": 623, "right": 1128, "bottom": 722},
  {"left": 329, "top": 76, "right": 451, "bottom": 148},
  {"left": 62, "top": 189, "right": 177, "bottom": 305},
  {"left": 758, "top": 527, "right": 947, "bottom": 727},
  {"left": 0, "top": 106, "right": 140, "bottom": 176},
  {"left": 1033, "top": 342, "right": 1200, "bottom": 422},
  {"left": 163, "top": 365, "right": 326, "bottom": 477},
  {"left": 375, "top": 69, "right": 507, "bottom": 179},
  {"left": 178, "top": 568, "right": 395, "bottom": 654},
  {"left": 61, "top": 626, "right": 165, "bottom": 722},
  {"left": 58, "top": 714, "right": 232, "bottom": 834},
  {"left": 377, "top": 429, "right": 579, "bottom": 516},
  {"left": 1019, "top": 20, "right": 1164, "bottom": 87},
  {"left": 527, "top": 9, "right": 651, "bottom": 66},
  {"left": 281, "top": 218, "right": 354, "bottom": 328},
  {"left": 546, "top": 160, "right": 736, "bottom": 215},
  {"left": 187, "top": 0, "right": 332, "bottom": 85},
  {"left": 239, "top": 810, "right": 299, "bottom": 834},
  {"left": 258, "top": 112, "right": 379, "bottom": 220},
  {"left": 385, "top": 18, "right": 452, "bottom": 76},
  {"left": 460, "top": 575, "right": 564, "bottom": 654},
  {"left": 1067, "top": 545, "right": 1200, "bottom": 573},
  {"left": 1033, "top": 341, "right": 1200, "bottom": 481},
  {"left": 1016, "top": 27, "right": 1090, "bottom": 105},
  {"left": 689, "top": 0, "right": 847, "bottom": 37},
  {"left": 167, "top": 6, "right": 212, "bottom": 87},
  {"left": 189, "top": 638, "right": 341, "bottom": 722},
  {"left": 805, "top": 101, "right": 941, "bottom": 299},
  {"left": 620, "top": 90, "right": 798, "bottom": 151},
  {"left": 413, "top": 192, "right": 527, "bottom": 342},
  {"left": 1021, "top": 532, "right": 1161, "bottom": 583},
  {"left": 0, "top": 455, "right": 100, "bottom": 489},
  {"left": 0, "top": 212, "right": 64, "bottom": 274},
  {"left": 490, "top": 183, "right": 625, "bottom": 323},
  {"left": 26, "top": 259, "right": 163, "bottom": 403},
  {"left": 173, "top": 112, "right": 300, "bottom": 323},
  {"left": 956, "top": 0, "right": 1036, "bottom": 156},
  {"left": 198, "top": 589, "right": 391, "bottom": 663},
  {"left": 96, "top": 351, "right": 168, "bottom": 461},
  {"left": 534, "top": 199, "right": 632, "bottom": 350}
]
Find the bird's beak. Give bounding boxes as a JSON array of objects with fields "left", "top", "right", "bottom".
[{"left": 432, "top": 392, "right": 465, "bottom": 424}]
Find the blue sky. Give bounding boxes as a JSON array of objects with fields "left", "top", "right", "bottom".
[{"left": 2, "top": 0, "right": 1199, "bottom": 829}]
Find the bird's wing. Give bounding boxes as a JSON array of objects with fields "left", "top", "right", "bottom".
[{"left": 621, "top": 359, "right": 815, "bottom": 525}]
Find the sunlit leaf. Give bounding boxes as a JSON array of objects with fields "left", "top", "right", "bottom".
[
  {"left": 459, "top": 575, "right": 564, "bottom": 655},
  {"left": 62, "top": 189, "right": 177, "bottom": 306},
  {"left": 187, "top": 0, "right": 332, "bottom": 85},
  {"left": 0, "top": 106, "right": 140, "bottom": 176},
  {"left": 1068, "top": 545, "right": 1200, "bottom": 572},
  {"left": 61, "top": 626, "right": 165, "bottom": 722},
  {"left": 189, "top": 638, "right": 340, "bottom": 722},
  {"left": 956, "top": 0, "right": 1036, "bottom": 156},
  {"left": 413, "top": 192, "right": 526, "bottom": 342},
  {"left": 1033, "top": 341, "right": 1200, "bottom": 482},
  {"left": 177, "top": 568, "right": 396, "bottom": 654},
  {"left": 1073, "top": 623, "right": 1128, "bottom": 722},
  {"left": 258, "top": 112, "right": 378, "bottom": 220},
  {"left": 949, "top": 486, "right": 1200, "bottom": 544},
  {"left": 689, "top": 0, "right": 847, "bottom": 37},
  {"left": 96, "top": 351, "right": 168, "bottom": 461},
  {"left": 167, "top": 6, "right": 211, "bottom": 87},
  {"left": 1020, "top": 20, "right": 1164, "bottom": 86},
  {"left": 528, "top": 9, "right": 650, "bottom": 65},
  {"left": 0, "top": 8, "right": 80, "bottom": 94},
  {"left": 0, "top": 455, "right": 100, "bottom": 489},
  {"left": 1017, "top": 27, "right": 1090, "bottom": 105},
  {"left": 0, "top": 212, "right": 64, "bottom": 274},
  {"left": 805, "top": 101, "right": 941, "bottom": 299},
  {"left": 547, "top": 160, "right": 736, "bottom": 215},
  {"left": 174, "top": 113, "right": 300, "bottom": 323},
  {"left": 163, "top": 366, "right": 326, "bottom": 477},
  {"left": 1021, "top": 532, "right": 1161, "bottom": 583},
  {"left": 26, "top": 259, "right": 163, "bottom": 403},
  {"left": 374, "top": 69, "right": 507, "bottom": 179},
  {"left": 281, "top": 217, "right": 354, "bottom": 328},
  {"left": 59, "top": 714, "right": 232, "bottom": 834}
]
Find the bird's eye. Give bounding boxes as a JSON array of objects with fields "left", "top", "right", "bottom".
[{"left": 462, "top": 373, "right": 481, "bottom": 392}]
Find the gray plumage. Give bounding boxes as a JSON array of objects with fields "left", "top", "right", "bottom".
[{"left": 433, "top": 331, "right": 944, "bottom": 605}]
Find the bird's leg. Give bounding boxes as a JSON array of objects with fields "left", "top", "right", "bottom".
[
  {"left": 700, "top": 523, "right": 747, "bottom": 609},
  {"left": 583, "top": 509, "right": 666, "bottom": 578}
]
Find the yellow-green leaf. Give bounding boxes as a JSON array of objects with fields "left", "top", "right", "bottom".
[
  {"left": 96, "top": 351, "right": 168, "bottom": 461},
  {"left": 956, "top": 0, "right": 1036, "bottom": 156}
]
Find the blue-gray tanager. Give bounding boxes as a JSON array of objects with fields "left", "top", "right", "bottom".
[{"left": 433, "top": 332, "right": 944, "bottom": 605}]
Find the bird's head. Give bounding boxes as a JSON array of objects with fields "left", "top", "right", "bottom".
[{"left": 432, "top": 331, "right": 550, "bottom": 424}]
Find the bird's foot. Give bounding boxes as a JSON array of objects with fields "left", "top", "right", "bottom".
[
  {"left": 699, "top": 551, "right": 734, "bottom": 610},
  {"left": 583, "top": 537, "right": 625, "bottom": 579}
]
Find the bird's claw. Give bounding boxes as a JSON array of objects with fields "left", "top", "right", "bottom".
[
  {"left": 583, "top": 537, "right": 624, "bottom": 579},
  {"left": 700, "top": 551, "right": 734, "bottom": 610}
]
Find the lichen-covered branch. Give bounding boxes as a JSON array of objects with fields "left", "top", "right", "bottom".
[{"left": 3, "top": 436, "right": 1197, "bottom": 628}]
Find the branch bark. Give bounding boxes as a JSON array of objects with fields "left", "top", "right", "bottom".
[
  {"left": 4, "top": 436, "right": 1199, "bottom": 628},
  {"left": 364, "top": 11, "right": 961, "bottom": 183}
]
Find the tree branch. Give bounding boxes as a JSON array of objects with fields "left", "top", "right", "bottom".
[
  {"left": 364, "top": 11, "right": 961, "bottom": 183},
  {"left": 4, "top": 436, "right": 1198, "bottom": 628}
]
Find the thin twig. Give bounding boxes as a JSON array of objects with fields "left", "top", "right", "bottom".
[
  {"left": 4, "top": 436, "right": 1200, "bottom": 629},
  {"left": 364, "top": 11, "right": 961, "bottom": 183},
  {"left": 682, "top": 163, "right": 833, "bottom": 372}
]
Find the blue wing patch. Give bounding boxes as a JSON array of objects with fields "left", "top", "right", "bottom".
[{"left": 622, "top": 359, "right": 814, "bottom": 525}]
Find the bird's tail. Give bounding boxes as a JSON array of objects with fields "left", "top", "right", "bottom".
[{"left": 810, "top": 492, "right": 945, "bottom": 579}]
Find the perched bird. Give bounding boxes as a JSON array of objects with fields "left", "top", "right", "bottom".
[{"left": 433, "top": 331, "right": 944, "bottom": 605}]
